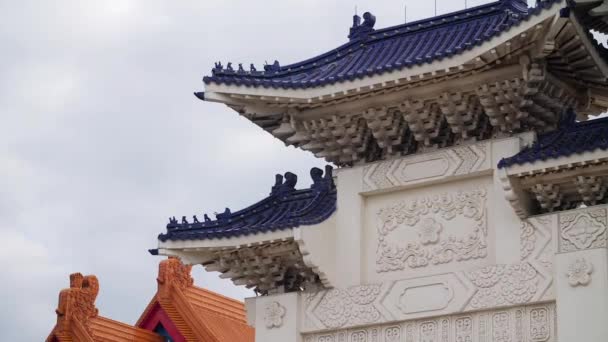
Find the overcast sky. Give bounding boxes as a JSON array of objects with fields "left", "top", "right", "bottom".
[{"left": 0, "top": 0, "right": 550, "bottom": 340}]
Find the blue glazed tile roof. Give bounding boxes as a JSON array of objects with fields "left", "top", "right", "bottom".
[
  {"left": 158, "top": 166, "right": 336, "bottom": 241},
  {"left": 498, "top": 114, "right": 608, "bottom": 168},
  {"left": 202, "top": 0, "right": 561, "bottom": 90}
]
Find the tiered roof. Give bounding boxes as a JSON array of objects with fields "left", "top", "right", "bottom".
[
  {"left": 157, "top": 165, "right": 335, "bottom": 241},
  {"left": 197, "top": 0, "right": 608, "bottom": 166},
  {"left": 499, "top": 114, "right": 608, "bottom": 168},
  {"left": 201, "top": 0, "right": 556, "bottom": 90},
  {"left": 47, "top": 258, "right": 254, "bottom": 342}
]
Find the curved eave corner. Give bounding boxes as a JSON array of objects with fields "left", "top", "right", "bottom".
[
  {"left": 152, "top": 165, "right": 336, "bottom": 249},
  {"left": 497, "top": 113, "right": 608, "bottom": 174}
]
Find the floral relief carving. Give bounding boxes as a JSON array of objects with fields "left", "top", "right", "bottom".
[
  {"left": 376, "top": 189, "right": 487, "bottom": 272},
  {"left": 264, "top": 301, "right": 286, "bottom": 329},
  {"left": 313, "top": 285, "right": 382, "bottom": 329},
  {"left": 566, "top": 257, "right": 593, "bottom": 287},
  {"left": 559, "top": 209, "right": 607, "bottom": 252},
  {"left": 419, "top": 218, "right": 443, "bottom": 244},
  {"left": 465, "top": 263, "right": 539, "bottom": 310}
]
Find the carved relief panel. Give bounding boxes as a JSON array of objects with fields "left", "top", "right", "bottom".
[
  {"left": 558, "top": 207, "right": 607, "bottom": 253},
  {"left": 304, "top": 304, "right": 557, "bottom": 342},
  {"left": 375, "top": 188, "right": 488, "bottom": 272},
  {"left": 364, "top": 177, "right": 493, "bottom": 282}
]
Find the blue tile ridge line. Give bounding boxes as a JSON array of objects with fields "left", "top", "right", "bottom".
[
  {"left": 158, "top": 165, "right": 336, "bottom": 241},
  {"left": 498, "top": 111, "right": 608, "bottom": 168},
  {"left": 201, "top": 0, "right": 563, "bottom": 90}
]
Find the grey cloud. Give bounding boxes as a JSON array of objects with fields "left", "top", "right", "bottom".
[{"left": 1, "top": 0, "right": 508, "bottom": 340}]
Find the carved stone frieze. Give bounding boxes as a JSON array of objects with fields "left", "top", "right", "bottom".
[
  {"left": 305, "top": 264, "right": 551, "bottom": 331},
  {"left": 304, "top": 304, "right": 557, "bottom": 342},
  {"left": 303, "top": 205, "right": 555, "bottom": 333},
  {"left": 465, "top": 263, "right": 542, "bottom": 310},
  {"left": 362, "top": 143, "right": 488, "bottom": 192},
  {"left": 558, "top": 208, "right": 607, "bottom": 252},
  {"left": 310, "top": 285, "right": 383, "bottom": 329},
  {"left": 376, "top": 189, "right": 487, "bottom": 272}
]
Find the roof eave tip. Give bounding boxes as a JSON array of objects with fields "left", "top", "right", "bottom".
[
  {"left": 148, "top": 248, "right": 159, "bottom": 256},
  {"left": 194, "top": 91, "right": 205, "bottom": 101}
]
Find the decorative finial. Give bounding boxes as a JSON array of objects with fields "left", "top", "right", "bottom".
[
  {"left": 193, "top": 215, "right": 199, "bottom": 223},
  {"left": 238, "top": 63, "right": 245, "bottom": 73},
  {"left": 264, "top": 60, "right": 280, "bottom": 73},
  {"left": 362, "top": 12, "right": 376, "bottom": 28},
  {"left": 283, "top": 172, "right": 298, "bottom": 190},
  {"left": 181, "top": 216, "right": 188, "bottom": 224},
  {"left": 250, "top": 63, "right": 257, "bottom": 72},
  {"left": 226, "top": 62, "right": 234, "bottom": 71},
  {"left": 349, "top": 11, "right": 376, "bottom": 40},
  {"left": 204, "top": 214, "right": 211, "bottom": 222}
]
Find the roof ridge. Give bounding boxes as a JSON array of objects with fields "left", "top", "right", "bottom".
[
  {"left": 498, "top": 114, "right": 608, "bottom": 168},
  {"left": 370, "top": 0, "right": 521, "bottom": 38},
  {"left": 202, "top": 1, "right": 563, "bottom": 89},
  {"left": 89, "top": 317, "right": 162, "bottom": 341},
  {"left": 156, "top": 166, "right": 336, "bottom": 242},
  {"left": 186, "top": 286, "right": 246, "bottom": 309}
]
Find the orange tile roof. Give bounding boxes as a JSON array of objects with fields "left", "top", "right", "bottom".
[
  {"left": 46, "top": 273, "right": 162, "bottom": 342},
  {"left": 137, "top": 258, "right": 255, "bottom": 342},
  {"left": 48, "top": 258, "right": 254, "bottom": 342}
]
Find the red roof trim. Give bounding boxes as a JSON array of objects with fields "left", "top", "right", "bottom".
[{"left": 138, "top": 302, "right": 186, "bottom": 342}]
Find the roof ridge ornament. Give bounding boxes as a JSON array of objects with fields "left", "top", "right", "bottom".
[
  {"left": 157, "top": 166, "right": 337, "bottom": 242},
  {"left": 349, "top": 11, "right": 376, "bottom": 41},
  {"left": 264, "top": 60, "right": 281, "bottom": 73}
]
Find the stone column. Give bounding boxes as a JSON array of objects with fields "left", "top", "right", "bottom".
[{"left": 555, "top": 207, "right": 608, "bottom": 341}]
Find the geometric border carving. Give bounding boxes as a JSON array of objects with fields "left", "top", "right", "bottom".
[
  {"left": 303, "top": 304, "right": 557, "bottom": 342},
  {"left": 362, "top": 143, "right": 488, "bottom": 192},
  {"left": 558, "top": 208, "right": 607, "bottom": 252}
]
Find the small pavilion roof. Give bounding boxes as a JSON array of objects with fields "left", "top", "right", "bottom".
[
  {"left": 498, "top": 113, "right": 608, "bottom": 168},
  {"left": 202, "top": 0, "right": 560, "bottom": 90},
  {"left": 157, "top": 166, "right": 336, "bottom": 242},
  {"left": 47, "top": 258, "right": 254, "bottom": 342}
]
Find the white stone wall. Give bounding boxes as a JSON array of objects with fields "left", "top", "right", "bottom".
[{"left": 247, "top": 136, "right": 608, "bottom": 341}]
